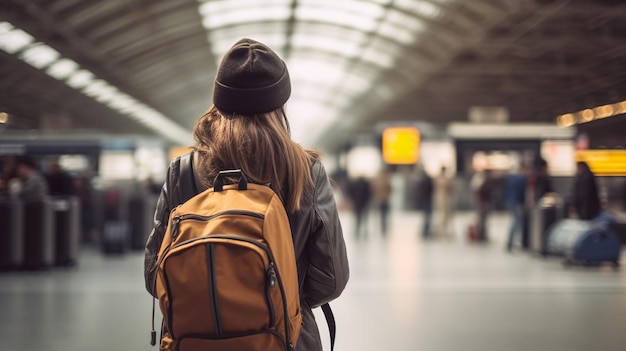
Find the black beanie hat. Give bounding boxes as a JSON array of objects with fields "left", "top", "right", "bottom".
[{"left": 213, "top": 38, "right": 291, "bottom": 115}]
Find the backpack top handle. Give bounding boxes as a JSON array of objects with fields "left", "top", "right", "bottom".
[{"left": 213, "top": 169, "right": 248, "bottom": 192}]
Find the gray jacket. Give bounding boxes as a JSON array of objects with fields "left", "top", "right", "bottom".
[{"left": 144, "top": 153, "right": 350, "bottom": 351}]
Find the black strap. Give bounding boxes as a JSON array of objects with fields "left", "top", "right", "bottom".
[
  {"left": 179, "top": 152, "right": 198, "bottom": 202},
  {"left": 321, "top": 303, "right": 336, "bottom": 351}
]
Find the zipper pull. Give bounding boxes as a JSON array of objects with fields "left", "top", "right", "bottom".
[
  {"left": 267, "top": 263, "right": 277, "bottom": 288},
  {"left": 171, "top": 216, "right": 181, "bottom": 239}
]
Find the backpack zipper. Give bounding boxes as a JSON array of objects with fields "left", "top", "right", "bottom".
[
  {"left": 207, "top": 243, "right": 222, "bottom": 335},
  {"left": 171, "top": 210, "right": 265, "bottom": 239}
]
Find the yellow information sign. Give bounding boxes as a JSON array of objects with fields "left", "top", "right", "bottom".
[
  {"left": 382, "top": 127, "right": 420, "bottom": 164},
  {"left": 576, "top": 150, "right": 626, "bottom": 176}
]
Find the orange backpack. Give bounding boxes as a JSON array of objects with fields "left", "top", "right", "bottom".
[{"left": 151, "top": 169, "right": 302, "bottom": 351}]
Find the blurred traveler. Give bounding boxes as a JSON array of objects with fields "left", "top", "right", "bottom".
[
  {"left": 144, "top": 38, "right": 349, "bottom": 351},
  {"left": 0, "top": 155, "right": 18, "bottom": 196},
  {"left": 347, "top": 176, "right": 372, "bottom": 239},
  {"left": 13, "top": 155, "right": 48, "bottom": 202},
  {"left": 531, "top": 159, "right": 553, "bottom": 204},
  {"left": 45, "top": 161, "right": 75, "bottom": 196},
  {"left": 372, "top": 167, "right": 392, "bottom": 235},
  {"left": 434, "top": 166, "right": 455, "bottom": 239},
  {"left": 471, "top": 169, "right": 492, "bottom": 242},
  {"left": 416, "top": 165, "right": 434, "bottom": 238},
  {"left": 73, "top": 174, "right": 94, "bottom": 241},
  {"left": 570, "top": 161, "right": 601, "bottom": 220},
  {"left": 505, "top": 165, "right": 528, "bottom": 252},
  {"left": 144, "top": 176, "right": 162, "bottom": 196}
]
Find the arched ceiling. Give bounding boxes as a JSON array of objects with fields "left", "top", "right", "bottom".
[{"left": 1, "top": 0, "right": 625, "bottom": 152}]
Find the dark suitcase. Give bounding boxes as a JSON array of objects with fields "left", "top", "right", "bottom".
[
  {"left": 102, "top": 220, "right": 130, "bottom": 254},
  {"left": 22, "top": 198, "right": 54, "bottom": 269},
  {"left": 0, "top": 197, "right": 24, "bottom": 270},
  {"left": 565, "top": 223, "right": 621, "bottom": 268},
  {"left": 52, "top": 196, "right": 81, "bottom": 266}
]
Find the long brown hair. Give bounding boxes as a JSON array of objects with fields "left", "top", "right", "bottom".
[{"left": 193, "top": 105, "right": 319, "bottom": 212}]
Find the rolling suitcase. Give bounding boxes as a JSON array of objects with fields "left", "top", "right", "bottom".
[
  {"left": 565, "top": 223, "right": 621, "bottom": 268},
  {"left": 102, "top": 220, "right": 130, "bottom": 254},
  {"left": 0, "top": 197, "right": 24, "bottom": 270}
]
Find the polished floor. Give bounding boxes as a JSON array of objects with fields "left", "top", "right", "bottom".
[{"left": 1, "top": 210, "right": 625, "bottom": 351}]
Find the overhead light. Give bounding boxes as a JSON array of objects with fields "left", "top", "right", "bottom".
[
  {"left": 0, "top": 22, "right": 34, "bottom": 54},
  {"left": 19, "top": 43, "right": 60, "bottom": 69},
  {"left": 557, "top": 113, "right": 576, "bottom": 128},
  {"left": 1, "top": 20, "right": 192, "bottom": 144},
  {"left": 0, "top": 112, "right": 8, "bottom": 124},
  {"left": 46, "top": 58, "right": 79, "bottom": 80},
  {"left": 66, "top": 69, "right": 95, "bottom": 89},
  {"left": 581, "top": 109, "right": 595, "bottom": 122}
]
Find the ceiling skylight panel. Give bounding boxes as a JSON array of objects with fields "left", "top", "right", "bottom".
[
  {"left": 299, "top": 0, "right": 385, "bottom": 19},
  {"left": 360, "top": 48, "right": 396, "bottom": 69},
  {"left": 198, "top": 0, "right": 291, "bottom": 15},
  {"left": 342, "top": 72, "right": 375, "bottom": 97},
  {"left": 295, "top": 5, "right": 378, "bottom": 32},
  {"left": 385, "top": 8, "right": 426, "bottom": 32},
  {"left": 288, "top": 58, "right": 347, "bottom": 86},
  {"left": 201, "top": 6, "right": 290, "bottom": 30},
  {"left": 292, "top": 84, "right": 338, "bottom": 104},
  {"left": 293, "top": 22, "right": 369, "bottom": 45},
  {"left": 46, "top": 58, "right": 80, "bottom": 80},
  {"left": 394, "top": 0, "right": 442, "bottom": 18},
  {"left": 291, "top": 33, "right": 361, "bottom": 58},
  {"left": 378, "top": 22, "right": 417, "bottom": 45},
  {"left": 0, "top": 25, "right": 34, "bottom": 54}
]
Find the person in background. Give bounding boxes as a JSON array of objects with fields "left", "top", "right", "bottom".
[
  {"left": 371, "top": 167, "right": 393, "bottom": 236},
  {"left": 433, "top": 165, "right": 455, "bottom": 239},
  {"left": 471, "top": 169, "right": 492, "bottom": 242},
  {"left": 13, "top": 155, "right": 49, "bottom": 202},
  {"left": 529, "top": 158, "right": 553, "bottom": 205},
  {"left": 45, "top": 160, "right": 75, "bottom": 196},
  {"left": 0, "top": 155, "right": 18, "bottom": 197},
  {"left": 416, "top": 165, "right": 434, "bottom": 238},
  {"left": 570, "top": 161, "right": 601, "bottom": 220},
  {"left": 505, "top": 164, "right": 528, "bottom": 252},
  {"left": 347, "top": 176, "right": 372, "bottom": 239}
]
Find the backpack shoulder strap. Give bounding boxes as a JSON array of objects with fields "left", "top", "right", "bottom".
[
  {"left": 321, "top": 303, "right": 336, "bottom": 351},
  {"left": 179, "top": 152, "right": 199, "bottom": 202}
]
